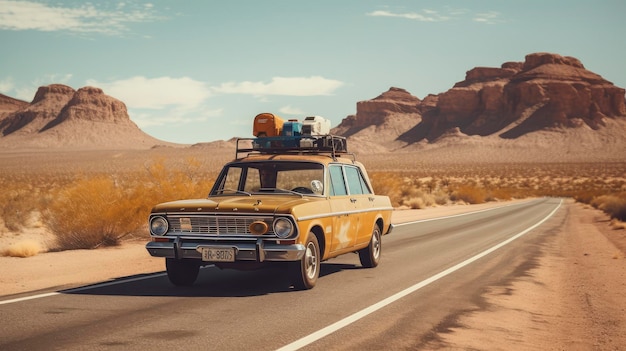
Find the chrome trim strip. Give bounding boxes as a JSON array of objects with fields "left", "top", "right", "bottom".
[{"left": 298, "top": 206, "right": 394, "bottom": 221}]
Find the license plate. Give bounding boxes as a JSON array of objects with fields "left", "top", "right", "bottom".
[{"left": 201, "top": 247, "right": 235, "bottom": 262}]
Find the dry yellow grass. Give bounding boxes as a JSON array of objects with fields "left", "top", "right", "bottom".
[
  {"left": 0, "top": 149, "right": 225, "bottom": 252},
  {"left": 590, "top": 193, "right": 626, "bottom": 221},
  {"left": 43, "top": 158, "right": 217, "bottom": 250}
]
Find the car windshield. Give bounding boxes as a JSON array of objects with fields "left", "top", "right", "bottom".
[{"left": 211, "top": 161, "right": 325, "bottom": 196}]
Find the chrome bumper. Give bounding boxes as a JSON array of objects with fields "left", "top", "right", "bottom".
[{"left": 146, "top": 237, "right": 305, "bottom": 262}]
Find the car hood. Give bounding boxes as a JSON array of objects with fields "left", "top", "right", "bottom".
[{"left": 151, "top": 196, "right": 319, "bottom": 215}]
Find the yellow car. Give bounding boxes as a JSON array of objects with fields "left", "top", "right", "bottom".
[{"left": 146, "top": 136, "right": 393, "bottom": 290}]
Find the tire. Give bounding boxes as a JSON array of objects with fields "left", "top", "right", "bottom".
[
  {"left": 289, "top": 232, "right": 320, "bottom": 290},
  {"left": 359, "top": 225, "right": 381, "bottom": 268},
  {"left": 166, "top": 258, "right": 200, "bottom": 286}
]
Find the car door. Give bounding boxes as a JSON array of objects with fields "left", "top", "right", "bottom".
[
  {"left": 328, "top": 164, "right": 359, "bottom": 253},
  {"left": 343, "top": 165, "right": 376, "bottom": 246}
]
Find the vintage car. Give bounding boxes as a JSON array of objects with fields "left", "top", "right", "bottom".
[{"left": 146, "top": 116, "right": 393, "bottom": 290}]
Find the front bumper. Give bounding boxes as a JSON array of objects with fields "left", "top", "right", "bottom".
[{"left": 146, "top": 236, "right": 305, "bottom": 262}]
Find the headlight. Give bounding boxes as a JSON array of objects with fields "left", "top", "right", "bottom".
[
  {"left": 150, "top": 216, "right": 169, "bottom": 236},
  {"left": 273, "top": 218, "right": 294, "bottom": 239}
]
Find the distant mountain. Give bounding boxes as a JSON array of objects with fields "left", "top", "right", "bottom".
[
  {"left": 0, "top": 93, "right": 28, "bottom": 119},
  {"left": 332, "top": 52, "right": 626, "bottom": 161},
  {"left": 0, "top": 84, "right": 177, "bottom": 150}
]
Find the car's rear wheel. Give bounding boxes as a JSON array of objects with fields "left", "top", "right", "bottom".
[
  {"left": 359, "top": 225, "right": 381, "bottom": 268},
  {"left": 166, "top": 258, "right": 200, "bottom": 286},
  {"left": 289, "top": 232, "right": 320, "bottom": 290}
]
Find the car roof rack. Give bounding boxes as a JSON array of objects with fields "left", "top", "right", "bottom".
[{"left": 235, "top": 135, "right": 353, "bottom": 161}]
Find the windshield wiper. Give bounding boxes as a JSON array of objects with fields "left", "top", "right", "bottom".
[
  {"left": 258, "top": 188, "right": 304, "bottom": 197},
  {"left": 219, "top": 188, "right": 252, "bottom": 196}
]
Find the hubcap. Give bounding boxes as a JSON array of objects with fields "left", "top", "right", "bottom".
[
  {"left": 372, "top": 231, "right": 380, "bottom": 259},
  {"left": 305, "top": 242, "right": 318, "bottom": 278}
]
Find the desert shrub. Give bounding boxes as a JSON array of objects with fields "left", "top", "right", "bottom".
[
  {"left": 591, "top": 194, "right": 626, "bottom": 221},
  {"left": 451, "top": 185, "right": 487, "bottom": 204},
  {"left": 572, "top": 189, "right": 602, "bottom": 204},
  {"left": 369, "top": 172, "right": 405, "bottom": 207},
  {"left": 433, "top": 190, "right": 449, "bottom": 205},
  {"left": 43, "top": 158, "right": 216, "bottom": 250},
  {"left": 44, "top": 176, "right": 144, "bottom": 249},
  {"left": 137, "top": 157, "right": 217, "bottom": 206},
  {"left": 0, "top": 185, "right": 40, "bottom": 231},
  {"left": 401, "top": 189, "right": 436, "bottom": 209},
  {"left": 488, "top": 187, "right": 514, "bottom": 201}
]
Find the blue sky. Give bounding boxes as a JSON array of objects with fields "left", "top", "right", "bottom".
[{"left": 1, "top": 1, "right": 624, "bottom": 144}]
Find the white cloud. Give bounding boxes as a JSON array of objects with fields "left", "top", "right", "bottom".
[
  {"left": 88, "top": 75, "right": 220, "bottom": 129},
  {"left": 1, "top": 73, "right": 73, "bottom": 101},
  {"left": 130, "top": 108, "right": 222, "bottom": 128},
  {"left": 0, "top": 0, "right": 161, "bottom": 35},
  {"left": 473, "top": 11, "right": 503, "bottom": 24},
  {"left": 279, "top": 105, "right": 305, "bottom": 116},
  {"left": 367, "top": 10, "right": 450, "bottom": 22},
  {"left": 0, "top": 77, "right": 14, "bottom": 93},
  {"left": 213, "top": 76, "right": 344, "bottom": 96},
  {"left": 87, "top": 76, "right": 212, "bottom": 110},
  {"left": 368, "top": 7, "right": 503, "bottom": 24}
]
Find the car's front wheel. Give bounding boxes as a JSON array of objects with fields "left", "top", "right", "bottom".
[
  {"left": 289, "top": 232, "right": 320, "bottom": 290},
  {"left": 359, "top": 225, "right": 381, "bottom": 268},
  {"left": 166, "top": 258, "right": 200, "bottom": 286}
]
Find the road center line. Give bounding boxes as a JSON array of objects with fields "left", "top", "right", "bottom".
[{"left": 276, "top": 198, "right": 562, "bottom": 351}]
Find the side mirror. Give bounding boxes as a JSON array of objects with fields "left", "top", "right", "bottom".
[{"left": 311, "top": 180, "right": 323, "bottom": 195}]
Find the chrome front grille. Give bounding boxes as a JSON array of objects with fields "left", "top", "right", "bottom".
[{"left": 167, "top": 215, "right": 274, "bottom": 235}]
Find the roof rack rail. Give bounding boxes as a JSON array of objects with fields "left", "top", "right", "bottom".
[{"left": 235, "top": 135, "right": 349, "bottom": 160}]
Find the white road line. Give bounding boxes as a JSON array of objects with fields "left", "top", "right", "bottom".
[
  {"left": 0, "top": 292, "right": 61, "bottom": 305},
  {"left": 0, "top": 272, "right": 167, "bottom": 306},
  {"left": 276, "top": 198, "right": 562, "bottom": 351}
]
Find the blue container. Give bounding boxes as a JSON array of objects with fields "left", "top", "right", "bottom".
[{"left": 282, "top": 120, "right": 303, "bottom": 137}]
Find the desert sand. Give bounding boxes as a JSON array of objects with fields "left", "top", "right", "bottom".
[{"left": 1, "top": 199, "right": 624, "bottom": 350}]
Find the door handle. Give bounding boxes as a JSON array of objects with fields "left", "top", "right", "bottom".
[{"left": 350, "top": 198, "right": 357, "bottom": 203}]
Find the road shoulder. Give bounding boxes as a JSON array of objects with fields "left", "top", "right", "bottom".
[{"left": 430, "top": 199, "right": 626, "bottom": 350}]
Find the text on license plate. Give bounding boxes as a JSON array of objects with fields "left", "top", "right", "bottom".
[{"left": 201, "top": 247, "right": 235, "bottom": 262}]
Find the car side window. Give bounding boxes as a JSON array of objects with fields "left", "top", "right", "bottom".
[
  {"left": 345, "top": 166, "right": 372, "bottom": 195},
  {"left": 357, "top": 169, "right": 372, "bottom": 194},
  {"left": 329, "top": 165, "right": 347, "bottom": 196}
]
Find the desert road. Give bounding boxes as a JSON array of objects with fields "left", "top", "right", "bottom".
[{"left": 0, "top": 198, "right": 563, "bottom": 350}]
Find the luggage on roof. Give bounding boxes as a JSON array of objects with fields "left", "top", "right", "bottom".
[
  {"left": 253, "top": 113, "right": 284, "bottom": 137},
  {"left": 238, "top": 113, "right": 348, "bottom": 158}
]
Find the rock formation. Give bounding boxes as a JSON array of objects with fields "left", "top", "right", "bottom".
[
  {"left": 0, "top": 84, "right": 75, "bottom": 137},
  {"left": 333, "top": 52, "right": 626, "bottom": 156},
  {"left": 0, "top": 94, "right": 29, "bottom": 119},
  {"left": 331, "top": 87, "right": 424, "bottom": 152},
  {"left": 0, "top": 84, "right": 172, "bottom": 149},
  {"left": 431, "top": 52, "right": 625, "bottom": 139}
]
